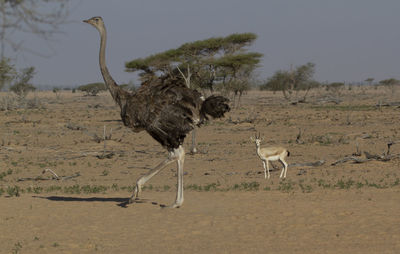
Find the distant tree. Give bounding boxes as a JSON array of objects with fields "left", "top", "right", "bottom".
[
  {"left": 53, "top": 87, "right": 61, "bottom": 99},
  {"left": 262, "top": 62, "right": 319, "bottom": 103},
  {"left": 379, "top": 78, "right": 400, "bottom": 95},
  {"left": 379, "top": 78, "right": 399, "bottom": 87},
  {"left": 10, "top": 67, "right": 36, "bottom": 98},
  {"left": 0, "top": 57, "right": 16, "bottom": 90},
  {"left": 78, "top": 82, "right": 107, "bottom": 96},
  {"left": 325, "top": 82, "right": 345, "bottom": 99},
  {"left": 365, "top": 78, "right": 374, "bottom": 86}
]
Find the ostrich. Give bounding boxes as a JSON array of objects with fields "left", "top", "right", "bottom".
[{"left": 83, "top": 16, "right": 230, "bottom": 208}]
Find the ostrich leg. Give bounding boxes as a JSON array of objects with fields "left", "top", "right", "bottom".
[
  {"left": 190, "top": 129, "right": 197, "bottom": 154},
  {"left": 129, "top": 157, "right": 174, "bottom": 203},
  {"left": 129, "top": 146, "right": 185, "bottom": 208},
  {"left": 170, "top": 146, "right": 185, "bottom": 208}
]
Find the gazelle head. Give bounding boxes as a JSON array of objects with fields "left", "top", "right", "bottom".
[{"left": 250, "top": 132, "right": 263, "bottom": 147}]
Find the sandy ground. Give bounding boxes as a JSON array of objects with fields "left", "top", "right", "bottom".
[{"left": 1, "top": 88, "right": 400, "bottom": 253}]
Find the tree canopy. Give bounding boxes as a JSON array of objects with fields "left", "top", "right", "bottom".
[{"left": 125, "top": 32, "right": 262, "bottom": 97}]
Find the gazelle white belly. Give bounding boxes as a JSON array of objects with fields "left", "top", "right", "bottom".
[{"left": 267, "top": 155, "right": 280, "bottom": 161}]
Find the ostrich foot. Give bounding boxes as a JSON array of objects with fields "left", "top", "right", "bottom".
[{"left": 160, "top": 202, "right": 182, "bottom": 209}]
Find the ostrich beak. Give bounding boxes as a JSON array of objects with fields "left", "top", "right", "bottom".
[{"left": 83, "top": 19, "right": 89, "bottom": 23}]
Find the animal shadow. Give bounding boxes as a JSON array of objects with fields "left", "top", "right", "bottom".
[{"left": 34, "top": 196, "right": 162, "bottom": 208}]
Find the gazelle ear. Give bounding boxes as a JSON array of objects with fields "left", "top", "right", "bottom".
[{"left": 250, "top": 136, "right": 255, "bottom": 141}]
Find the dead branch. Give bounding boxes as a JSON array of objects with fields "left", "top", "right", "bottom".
[
  {"left": 43, "top": 168, "right": 59, "bottom": 180},
  {"left": 364, "top": 151, "right": 400, "bottom": 161},
  {"left": 96, "top": 152, "right": 115, "bottom": 159},
  {"left": 375, "top": 101, "right": 400, "bottom": 107},
  {"left": 17, "top": 169, "right": 81, "bottom": 182},
  {"left": 42, "top": 169, "right": 80, "bottom": 181},
  {"left": 352, "top": 141, "right": 362, "bottom": 156},
  {"left": 316, "top": 97, "right": 342, "bottom": 104},
  {"left": 331, "top": 156, "right": 370, "bottom": 166},
  {"left": 290, "top": 160, "right": 325, "bottom": 167},
  {"left": 91, "top": 133, "right": 103, "bottom": 143},
  {"left": 65, "top": 122, "right": 86, "bottom": 131}
]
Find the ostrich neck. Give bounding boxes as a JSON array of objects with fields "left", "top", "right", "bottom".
[{"left": 99, "top": 27, "right": 128, "bottom": 109}]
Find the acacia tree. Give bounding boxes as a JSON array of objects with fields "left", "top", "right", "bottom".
[
  {"left": 0, "top": 58, "right": 15, "bottom": 90},
  {"left": 379, "top": 78, "right": 399, "bottom": 96},
  {"left": 9, "top": 66, "right": 36, "bottom": 98},
  {"left": 262, "top": 62, "right": 319, "bottom": 103},
  {"left": 125, "top": 33, "right": 261, "bottom": 95},
  {"left": 325, "top": 82, "right": 345, "bottom": 100},
  {"left": 365, "top": 78, "right": 374, "bottom": 86}
]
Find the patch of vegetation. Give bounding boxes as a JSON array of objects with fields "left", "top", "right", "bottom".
[
  {"left": 45, "top": 186, "right": 62, "bottom": 192},
  {"left": 204, "top": 182, "right": 220, "bottom": 191},
  {"left": 0, "top": 169, "right": 13, "bottom": 180},
  {"left": 63, "top": 184, "right": 81, "bottom": 194},
  {"left": 0, "top": 176, "right": 398, "bottom": 199},
  {"left": 142, "top": 184, "right": 154, "bottom": 191},
  {"left": 278, "top": 180, "right": 295, "bottom": 193},
  {"left": 299, "top": 183, "right": 313, "bottom": 193},
  {"left": 335, "top": 178, "right": 355, "bottom": 189},
  {"left": 26, "top": 186, "right": 43, "bottom": 194},
  {"left": 111, "top": 183, "right": 119, "bottom": 191},
  {"left": 6, "top": 185, "right": 21, "bottom": 197},
  {"left": 310, "top": 134, "right": 332, "bottom": 145},
  {"left": 311, "top": 104, "right": 375, "bottom": 111},
  {"left": 186, "top": 184, "right": 203, "bottom": 191},
  {"left": 232, "top": 181, "right": 260, "bottom": 191},
  {"left": 11, "top": 242, "right": 22, "bottom": 254},
  {"left": 317, "top": 179, "right": 331, "bottom": 189}
]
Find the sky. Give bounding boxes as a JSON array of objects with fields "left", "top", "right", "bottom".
[{"left": 5, "top": 0, "right": 400, "bottom": 88}]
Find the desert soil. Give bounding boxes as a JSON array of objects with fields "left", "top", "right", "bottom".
[{"left": 0, "top": 88, "right": 399, "bottom": 253}]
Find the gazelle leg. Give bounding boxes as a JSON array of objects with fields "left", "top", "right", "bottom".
[
  {"left": 129, "top": 153, "right": 174, "bottom": 203},
  {"left": 262, "top": 161, "right": 267, "bottom": 179},
  {"left": 282, "top": 160, "right": 288, "bottom": 178},
  {"left": 266, "top": 160, "right": 270, "bottom": 179},
  {"left": 279, "top": 159, "right": 285, "bottom": 178}
]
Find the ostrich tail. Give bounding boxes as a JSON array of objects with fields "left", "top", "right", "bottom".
[{"left": 201, "top": 95, "right": 230, "bottom": 120}]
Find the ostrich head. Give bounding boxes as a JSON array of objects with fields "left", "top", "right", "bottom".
[{"left": 83, "top": 16, "right": 105, "bottom": 32}]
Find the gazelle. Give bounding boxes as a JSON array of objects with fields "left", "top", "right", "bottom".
[{"left": 250, "top": 133, "right": 290, "bottom": 179}]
